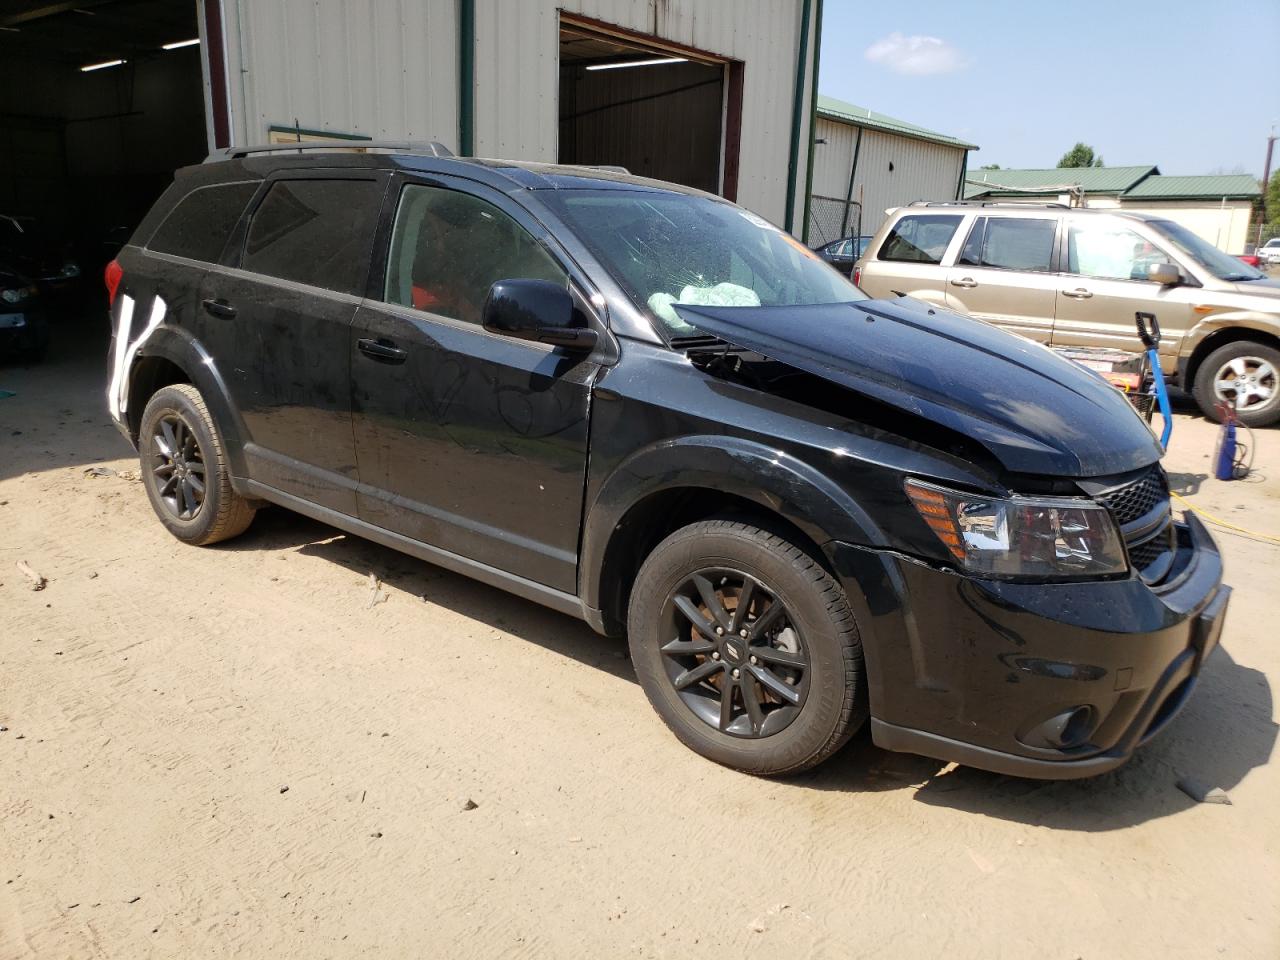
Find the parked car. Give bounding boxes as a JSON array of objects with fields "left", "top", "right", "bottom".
[
  {"left": 856, "top": 202, "right": 1280, "bottom": 426},
  {"left": 814, "top": 235, "right": 872, "bottom": 273},
  {"left": 1258, "top": 237, "right": 1280, "bottom": 266},
  {"left": 0, "top": 214, "right": 83, "bottom": 308},
  {"left": 1236, "top": 254, "right": 1261, "bottom": 268},
  {"left": 106, "top": 145, "right": 1229, "bottom": 779},
  {"left": 0, "top": 263, "right": 47, "bottom": 360}
]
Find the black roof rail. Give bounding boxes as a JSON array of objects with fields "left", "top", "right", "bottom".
[
  {"left": 908, "top": 199, "right": 1071, "bottom": 209},
  {"left": 204, "top": 140, "right": 456, "bottom": 162}
]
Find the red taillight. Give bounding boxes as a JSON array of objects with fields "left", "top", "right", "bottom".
[
  {"left": 104, "top": 259, "right": 123, "bottom": 306},
  {"left": 853, "top": 266, "right": 861, "bottom": 286}
]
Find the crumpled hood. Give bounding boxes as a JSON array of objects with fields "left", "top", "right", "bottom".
[{"left": 674, "top": 297, "right": 1164, "bottom": 478}]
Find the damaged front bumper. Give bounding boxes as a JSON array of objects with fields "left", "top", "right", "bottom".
[{"left": 829, "top": 513, "right": 1229, "bottom": 780}]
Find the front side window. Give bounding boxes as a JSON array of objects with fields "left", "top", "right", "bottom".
[
  {"left": 148, "top": 182, "right": 257, "bottom": 263},
  {"left": 1067, "top": 221, "right": 1172, "bottom": 282},
  {"left": 384, "top": 185, "right": 566, "bottom": 326},
  {"left": 1149, "top": 219, "right": 1265, "bottom": 282},
  {"left": 543, "top": 190, "right": 863, "bottom": 337},
  {"left": 242, "top": 179, "right": 381, "bottom": 295},
  {"left": 958, "top": 217, "right": 1057, "bottom": 271},
  {"left": 878, "top": 214, "right": 963, "bottom": 264}
]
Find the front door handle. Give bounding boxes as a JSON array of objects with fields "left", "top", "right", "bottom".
[
  {"left": 949, "top": 277, "right": 978, "bottom": 288},
  {"left": 357, "top": 337, "right": 408, "bottom": 364},
  {"left": 1062, "top": 287, "right": 1094, "bottom": 299},
  {"left": 202, "top": 298, "right": 236, "bottom": 319}
]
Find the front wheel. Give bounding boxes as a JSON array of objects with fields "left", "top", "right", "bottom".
[
  {"left": 1193, "top": 341, "right": 1280, "bottom": 427},
  {"left": 627, "top": 519, "right": 867, "bottom": 776}
]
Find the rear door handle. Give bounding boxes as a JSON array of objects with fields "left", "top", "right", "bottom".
[
  {"left": 202, "top": 298, "right": 236, "bottom": 319},
  {"left": 949, "top": 277, "right": 978, "bottom": 288},
  {"left": 357, "top": 337, "right": 408, "bottom": 364},
  {"left": 1062, "top": 288, "right": 1094, "bottom": 299}
]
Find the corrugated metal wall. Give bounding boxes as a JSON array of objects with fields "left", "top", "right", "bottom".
[
  {"left": 808, "top": 115, "right": 967, "bottom": 241},
  {"left": 221, "top": 0, "right": 816, "bottom": 227}
]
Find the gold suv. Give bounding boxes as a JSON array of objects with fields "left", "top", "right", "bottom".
[{"left": 856, "top": 202, "right": 1280, "bottom": 426}]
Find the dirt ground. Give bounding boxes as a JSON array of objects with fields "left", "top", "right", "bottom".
[{"left": 2, "top": 322, "right": 1278, "bottom": 959}]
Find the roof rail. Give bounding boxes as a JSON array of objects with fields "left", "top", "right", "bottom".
[
  {"left": 908, "top": 199, "right": 1071, "bottom": 209},
  {"left": 204, "top": 140, "right": 455, "bottom": 163}
]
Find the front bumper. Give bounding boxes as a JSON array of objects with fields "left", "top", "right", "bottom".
[{"left": 829, "top": 513, "right": 1229, "bottom": 780}]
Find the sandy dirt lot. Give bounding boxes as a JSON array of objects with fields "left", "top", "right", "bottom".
[{"left": 2, "top": 326, "right": 1278, "bottom": 959}]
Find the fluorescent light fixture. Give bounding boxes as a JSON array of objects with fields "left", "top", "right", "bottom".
[
  {"left": 162, "top": 38, "right": 200, "bottom": 50},
  {"left": 585, "top": 56, "right": 687, "bottom": 71},
  {"left": 80, "top": 58, "right": 126, "bottom": 72}
]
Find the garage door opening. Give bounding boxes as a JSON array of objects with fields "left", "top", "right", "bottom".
[
  {"left": 558, "top": 19, "right": 739, "bottom": 197},
  {"left": 0, "top": 0, "right": 207, "bottom": 318}
]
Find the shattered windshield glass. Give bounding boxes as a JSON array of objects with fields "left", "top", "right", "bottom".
[{"left": 545, "top": 190, "right": 865, "bottom": 337}]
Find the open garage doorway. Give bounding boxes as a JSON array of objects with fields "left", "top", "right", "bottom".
[
  {"left": 558, "top": 17, "right": 741, "bottom": 198},
  {"left": 0, "top": 0, "right": 206, "bottom": 333}
]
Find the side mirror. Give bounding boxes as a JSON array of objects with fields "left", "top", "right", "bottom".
[
  {"left": 1146, "top": 262, "right": 1181, "bottom": 286},
  {"left": 482, "top": 279, "right": 598, "bottom": 351}
]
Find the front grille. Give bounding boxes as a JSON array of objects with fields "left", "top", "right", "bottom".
[
  {"left": 1093, "top": 465, "right": 1174, "bottom": 582},
  {"left": 1095, "top": 465, "right": 1169, "bottom": 527}
]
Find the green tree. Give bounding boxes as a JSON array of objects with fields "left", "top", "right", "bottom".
[
  {"left": 1057, "top": 142, "right": 1103, "bottom": 168},
  {"left": 1266, "top": 169, "right": 1280, "bottom": 225},
  {"left": 978, "top": 163, "right": 1001, "bottom": 170}
]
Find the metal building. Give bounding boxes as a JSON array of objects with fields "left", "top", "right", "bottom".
[{"left": 806, "top": 95, "right": 978, "bottom": 247}]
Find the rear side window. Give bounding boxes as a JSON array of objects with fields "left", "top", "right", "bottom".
[
  {"left": 878, "top": 214, "right": 962, "bottom": 264},
  {"left": 148, "top": 182, "right": 257, "bottom": 263},
  {"left": 959, "top": 217, "right": 1057, "bottom": 271},
  {"left": 242, "top": 179, "right": 381, "bottom": 295}
]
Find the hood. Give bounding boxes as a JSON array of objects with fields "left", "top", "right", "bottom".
[
  {"left": 1226, "top": 277, "right": 1280, "bottom": 299},
  {"left": 674, "top": 298, "right": 1163, "bottom": 478}
]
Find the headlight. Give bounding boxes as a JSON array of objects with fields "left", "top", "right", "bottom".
[
  {"left": 1, "top": 286, "right": 36, "bottom": 303},
  {"left": 905, "top": 479, "right": 1126, "bottom": 579},
  {"left": 60, "top": 262, "right": 81, "bottom": 278}
]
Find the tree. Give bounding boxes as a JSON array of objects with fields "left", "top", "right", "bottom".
[
  {"left": 1266, "top": 170, "right": 1280, "bottom": 226},
  {"left": 1057, "top": 142, "right": 1103, "bottom": 168},
  {"left": 978, "top": 163, "right": 1001, "bottom": 170}
]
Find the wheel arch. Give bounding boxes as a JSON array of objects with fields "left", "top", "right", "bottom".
[{"left": 1182, "top": 320, "right": 1280, "bottom": 389}]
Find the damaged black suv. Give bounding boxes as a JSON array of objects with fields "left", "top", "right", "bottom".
[{"left": 107, "top": 143, "right": 1229, "bottom": 778}]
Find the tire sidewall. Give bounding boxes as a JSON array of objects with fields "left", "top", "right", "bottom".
[
  {"left": 628, "top": 526, "right": 853, "bottom": 774},
  {"left": 1194, "top": 342, "right": 1280, "bottom": 427},
  {"left": 138, "top": 386, "right": 227, "bottom": 543}
]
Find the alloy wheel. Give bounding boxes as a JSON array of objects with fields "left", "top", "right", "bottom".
[
  {"left": 659, "top": 569, "right": 810, "bottom": 738},
  {"left": 1213, "top": 355, "right": 1277, "bottom": 412},
  {"left": 150, "top": 412, "right": 207, "bottom": 521}
]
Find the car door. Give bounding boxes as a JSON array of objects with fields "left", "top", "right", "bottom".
[
  {"left": 349, "top": 175, "right": 603, "bottom": 593},
  {"left": 858, "top": 212, "right": 966, "bottom": 303},
  {"left": 198, "top": 172, "right": 389, "bottom": 515},
  {"left": 1052, "top": 216, "right": 1196, "bottom": 366},
  {"left": 943, "top": 214, "right": 1060, "bottom": 343}
]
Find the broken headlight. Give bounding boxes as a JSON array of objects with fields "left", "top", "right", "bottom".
[{"left": 905, "top": 479, "right": 1126, "bottom": 579}]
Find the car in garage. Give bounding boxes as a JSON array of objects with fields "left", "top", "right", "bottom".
[
  {"left": 856, "top": 203, "right": 1280, "bottom": 426},
  {"left": 105, "top": 145, "right": 1229, "bottom": 779},
  {"left": 0, "top": 263, "right": 47, "bottom": 361}
]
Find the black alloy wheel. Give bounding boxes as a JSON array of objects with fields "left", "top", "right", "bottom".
[{"left": 150, "top": 412, "right": 207, "bottom": 521}]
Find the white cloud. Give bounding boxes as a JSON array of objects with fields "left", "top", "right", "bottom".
[{"left": 864, "top": 33, "right": 967, "bottom": 76}]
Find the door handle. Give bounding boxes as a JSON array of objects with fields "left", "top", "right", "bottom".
[
  {"left": 202, "top": 298, "right": 236, "bottom": 319},
  {"left": 1062, "top": 288, "right": 1094, "bottom": 299},
  {"left": 357, "top": 337, "right": 408, "bottom": 364},
  {"left": 949, "top": 277, "right": 978, "bottom": 288}
]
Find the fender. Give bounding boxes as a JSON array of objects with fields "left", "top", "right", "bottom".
[
  {"left": 579, "top": 434, "right": 890, "bottom": 614},
  {"left": 1182, "top": 311, "right": 1280, "bottom": 356}
]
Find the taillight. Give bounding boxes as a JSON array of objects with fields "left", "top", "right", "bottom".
[
  {"left": 853, "top": 266, "right": 861, "bottom": 286},
  {"left": 104, "top": 259, "right": 123, "bottom": 306}
]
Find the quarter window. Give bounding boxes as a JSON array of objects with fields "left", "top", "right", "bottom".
[
  {"left": 959, "top": 217, "right": 1057, "bottom": 271},
  {"left": 1067, "top": 222, "right": 1169, "bottom": 281},
  {"left": 878, "top": 214, "right": 963, "bottom": 264},
  {"left": 383, "top": 184, "right": 566, "bottom": 326},
  {"left": 242, "top": 179, "right": 381, "bottom": 295},
  {"left": 148, "top": 182, "right": 257, "bottom": 263}
]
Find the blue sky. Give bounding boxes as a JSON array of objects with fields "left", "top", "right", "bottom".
[{"left": 818, "top": 0, "right": 1280, "bottom": 176}]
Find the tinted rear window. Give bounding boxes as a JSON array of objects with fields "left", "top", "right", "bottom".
[
  {"left": 878, "top": 214, "right": 962, "bottom": 264},
  {"left": 959, "top": 217, "right": 1057, "bottom": 271},
  {"left": 148, "top": 182, "right": 257, "bottom": 263},
  {"left": 242, "top": 179, "right": 381, "bottom": 295}
]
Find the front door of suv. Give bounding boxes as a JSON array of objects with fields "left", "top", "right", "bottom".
[
  {"left": 200, "top": 172, "right": 388, "bottom": 514},
  {"left": 944, "top": 215, "right": 1060, "bottom": 343},
  {"left": 1052, "top": 216, "right": 1195, "bottom": 367},
  {"left": 348, "top": 176, "right": 601, "bottom": 593}
]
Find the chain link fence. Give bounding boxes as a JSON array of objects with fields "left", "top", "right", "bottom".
[{"left": 805, "top": 195, "right": 861, "bottom": 248}]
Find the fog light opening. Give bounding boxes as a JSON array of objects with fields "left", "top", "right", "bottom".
[{"left": 1022, "top": 705, "right": 1098, "bottom": 750}]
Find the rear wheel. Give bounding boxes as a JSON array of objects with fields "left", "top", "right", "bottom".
[
  {"left": 138, "top": 383, "right": 256, "bottom": 545},
  {"left": 1193, "top": 341, "right": 1280, "bottom": 427},
  {"left": 627, "top": 519, "right": 867, "bottom": 776}
]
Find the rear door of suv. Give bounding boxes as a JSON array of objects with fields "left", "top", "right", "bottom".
[
  {"left": 858, "top": 212, "right": 965, "bottom": 302},
  {"left": 199, "top": 170, "right": 389, "bottom": 514},
  {"left": 944, "top": 214, "right": 1060, "bottom": 343}
]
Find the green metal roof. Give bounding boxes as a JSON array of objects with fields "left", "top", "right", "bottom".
[
  {"left": 1122, "top": 174, "right": 1260, "bottom": 200},
  {"left": 964, "top": 165, "right": 1158, "bottom": 198},
  {"left": 816, "top": 95, "right": 978, "bottom": 151}
]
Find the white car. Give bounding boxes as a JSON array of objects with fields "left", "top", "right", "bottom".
[{"left": 1259, "top": 238, "right": 1280, "bottom": 265}]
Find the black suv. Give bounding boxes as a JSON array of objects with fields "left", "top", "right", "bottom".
[{"left": 107, "top": 143, "right": 1230, "bottom": 778}]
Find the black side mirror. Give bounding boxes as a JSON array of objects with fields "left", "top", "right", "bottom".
[{"left": 481, "top": 279, "right": 598, "bottom": 351}]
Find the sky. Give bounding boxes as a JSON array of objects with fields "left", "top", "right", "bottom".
[{"left": 818, "top": 0, "right": 1280, "bottom": 177}]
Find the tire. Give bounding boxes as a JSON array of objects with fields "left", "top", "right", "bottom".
[
  {"left": 138, "top": 383, "right": 256, "bottom": 545},
  {"left": 1193, "top": 341, "right": 1280, "bottom": 427},
  {"left": 627, "top": 519, "right": 867, "bottom": 776}
]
